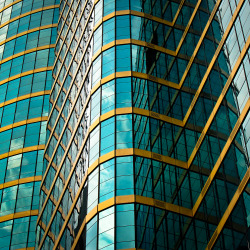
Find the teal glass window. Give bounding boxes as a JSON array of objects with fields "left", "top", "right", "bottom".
[
  {"left": 86, "top": 216, "right": 97, "bottom": 250},
  {"left": 116, "top": 45, "right": 131, "bottom": 72},
  {"left": 99, "top": 159, "right": 115, "bottom": 202},
  {"left": 98, "top": 207, "right": 114, "bottom": 249},
  {"left": 116, "top": 77, "right": 132, "bottom": 108},
  {"left": 102, "top": 47, "right": 115, "bottom": 78},
  {"left": 103, "top": 17, "right": 115, "bottom": 45},
  {"left": 116, "top": 15, "right": 130, "bottom": 40},
  {"left": 116, "top": 0, "right": 129, "bottom": 11},
  {"left": 116, "top": 114, "right": 133, "bottom": 149},
  {"left": 100, "top": 117, "right": 115, "bottom": 155},
  {"left": 116, "top": 156, "right": 134, "bottom": 196},
  {"left": 15, "top": 99, "right": 29, "bottom": 123},
  {"left": 101, "top": 80, "right": 115, "bottom": 114},
  {"left": 103, "top": 0, "right": 115, "bottom": 16}
]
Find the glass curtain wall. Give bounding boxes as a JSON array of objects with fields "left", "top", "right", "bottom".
[
  {"left": 0, "top": 0, "right": 59, "bottom": 249},
  {"left": 37, "top": 0, "right": 250, "bottom": 249}
]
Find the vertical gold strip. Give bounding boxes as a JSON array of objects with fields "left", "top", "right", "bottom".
[
  {"left": 188, "top": 32, "right": 250, "bottom": 167},
  {"left": 206, "top": 167, "right": 250, "bottom": 249},
  {"left": 193, "top": 98, "right": 250, "bottom": 214}
]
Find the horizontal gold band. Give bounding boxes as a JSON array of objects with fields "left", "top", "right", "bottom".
[
  {"left": 48, "top": 0, "right": 185, "bottom": 153},
  {"left": 0, "top": 176, "right": 42, "bottom": 190},
  {"left": 70, "top": 195, "right": 192, "bottom": 249},
  {"left": 0, "top": 5, "right": 59, "bottom": 29},
  {"left": 70, "top": 100, "right": 249, "bottom": 248},
  {"left": 0, "top": 90, "right": 50, "bottom": 109},
  {"left": 0, "top": 117, "right": 48, "bottom": 133},
  {"left": 0, "top": 67, "right": 53, "bottom": 86},
  {"left": 0, "top": 209, "right": 38, "bottom": 223},
  {"left": 95, "top": 9, "right": 173, "bottom": 32},
  {"left": 50, "top": 0, "right": 183, "bottom": 121},
  {"left": 0, "top": 145, "right": 45, "bottom": 160},
  {"left": 93, "top": 38, "right": 176, "bottom": 60},
  {"left": 0, "top": 0, "right": 22, "bottom": 13},
  {"left": 0, "top": 44, "right": 55, "bottom": 65},
  {"left": 0, "top": 24, "right": 58, "bottom": 47},
  {"left": 41, "top": 85, "right": 243, "bottom": 229},
  {"left": 17, "top": 248, "right": 35, "bottom": 250},
  {"left": 42, "top": 105, "right": 184, "bottom": 199},
  {"left": 46, "top": 64, "right": 237, "bottom": 183}
]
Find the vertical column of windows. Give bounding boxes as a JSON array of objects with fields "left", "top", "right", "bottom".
[{"left": 0, "top": 0, "right": 59, "bottom": 249}]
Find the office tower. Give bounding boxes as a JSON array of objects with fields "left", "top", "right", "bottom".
[
  {"left": 35, "top": 0, "right": 250, "bottom": 249},
  {"left": 0, "top": 0, "right": 59, "bottom": 249},
  {"left": 0, "top": 0, "right": 248, "bottom": 249}
]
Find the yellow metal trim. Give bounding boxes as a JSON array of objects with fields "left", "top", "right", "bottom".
[
  {"left": 69, "top": 195, "right": 192, "bottom": 250},
  {"left": 49, "top": 0, "right": 187, "bottom": 138},
  {"left": 193, "top": 98, "right": 250, "bottom": 214},
  {"left": 160, "top": 32, "right": 250, "bottom": 245},
  {"left": 56, "top": 0, "right": 84, "bottom": 49},
  {"left": 50, "top": 0, "right": 184, "bottom": 119},
  {"left": 0, "top": 24, "right": 58, "bottom": 46},
  {"left": 183, "top": 0, "right": 245, "bottom": 127},
  {"left": 164, "top": 0, "right": 249, "bottom": 223},
  {"left": 57, "top": 0, "right": 74, "bottom": 26},
  {"left": 0, "top": 45, "right": 55, "bottom": 64},
  {"left": 0, "top": 67, "right": 53, "bottom": 86},
  {"left": 42, "top": 105, "right": 183, "bottom": 198},
  {"left": 45, "top": 68, "right": 181, "bottom": 181},
  {"left": 42, "top": 42, "right": 245, "bottom": 224},
  {"left": 47, "top": 0, "right": 185, "bottom": 145},
  {"left": 0, "top": 117, "right": 48, "bottom": 133},
  {"left": 52, "top": 0, "right": 94, "bottom": 91},
  {"left": 17, "top": 248, "right": 35, "bottom": 250},
  {"left": 45, "top": 54, "right": 238, "bottom": 198},
  {"left": 0, "top": 210, "right": 38, "bottom": 223},
  {"left": 163, "top": 0, "right": 226, "bottom": 131},
  {"left": 48, "top": 102, "right": 248, "bottom": 248},
  {"left": 97, "top": 10, "right": 174, "bottom": 30},
  {"left": 187, "top": 28, "right": 250, "bottom": 168},
  {"left": 0, "top": 145, "right": 45, "bottom": 160},
  {"left": 43, "top": 23, "right": 248, "bottom": 221},
  {"left": 0, "top": 0, "right": 22, "bottom": 13},
  {"left": 91, "top": 39, "right": 176, "bottom": 63},
  {"left": 42, "top": 0, "right": 247, "bottom": 246},
  {"left": 94, "top": 0, "right": 184, "bottom": 31},
  {"left": 0, "top": 176, "right": 42, "bottom": 190},
  {"left": 177, "top": 0, "right": 240, "bottom": 96},
  {"left": 206, "top": 166, "right": 250, "bottom": 249},
  {"left": 0, "top": 5, "right": 59, "bottom": 29},
  {"left": 0, "top": 90, "right": 50, "bottom": 108},
  {"left": 176, "top": 0, "right": 202, "bottom": 54},
  {"left": 39, "top": 146, "right": 188, "bottom": 249}
]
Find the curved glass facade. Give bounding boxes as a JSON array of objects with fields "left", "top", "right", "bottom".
[
  {"left": 0, "top": 0, "right": 59, "bottom": 249},
  {"left": 34, "top": 0, "right": 249, "bottom": 249}
]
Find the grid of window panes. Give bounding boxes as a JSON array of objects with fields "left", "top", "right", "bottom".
[
  {"left": 38, "top": 0, "right": 250, "bottom": 249},
  {"left": 216, "top": 0, "right": 250, "bottom": 247},
  {"left": 36, "top": 0, "right": 95, "bottom": 248},
  {"left": 0, "top": 0, "right": 59, "bottom": 249}
]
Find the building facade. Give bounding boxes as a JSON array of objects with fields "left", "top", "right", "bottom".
[
  {"left": 0, "top": 0, "right": 250, "bottom": 249},
  {"left": 0, "top": 0, "right": 59, "bottom": 249},
  {"left": 35, "top": 0, "right": 250, "bottom": 249}
]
